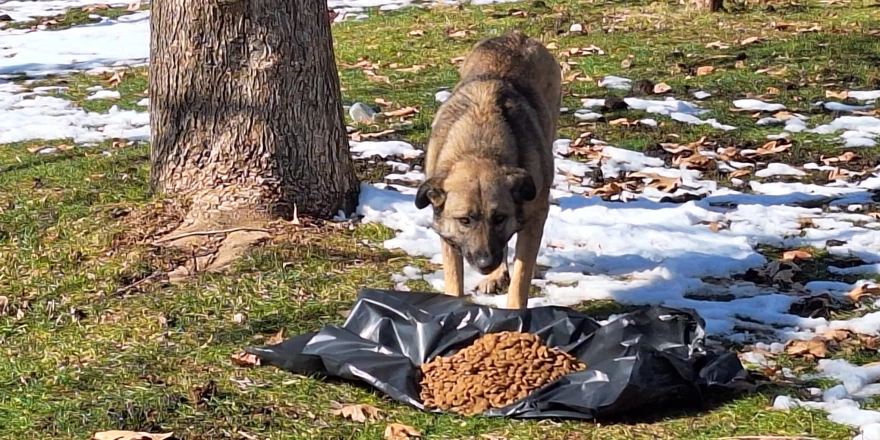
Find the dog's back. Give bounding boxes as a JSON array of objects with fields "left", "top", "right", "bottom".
[{"left": 425, "top": 31, "right": 561, "bottom": 194}]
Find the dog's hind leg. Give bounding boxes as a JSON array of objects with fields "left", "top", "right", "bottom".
[
  {"left": 506, "top": 212, "right": 547, "bottom": 309},
  {"left": 477, "top": 247, "right": 509, "bottom": 294},
  {"left": 442, "top": 241, "right": 465, "bottom": 296}
]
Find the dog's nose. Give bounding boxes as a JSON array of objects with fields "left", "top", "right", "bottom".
[{"left": 473, "top": 253, "right": 495, "bottom": 271}]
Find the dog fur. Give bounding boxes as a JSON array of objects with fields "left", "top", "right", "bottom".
[{"left": 414, "top": 30, "right": 561, "bottom": 309}]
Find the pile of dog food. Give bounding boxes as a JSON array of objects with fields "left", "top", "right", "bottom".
[{"left": 419, "top": 331, "right": 587, "bottom": 415}]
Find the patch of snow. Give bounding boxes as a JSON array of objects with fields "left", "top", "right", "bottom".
[
  {"left": 574, "top": 109, "right": 602, "bottom": 121},
  {"left": 435, "top": 90, "right": 451, "bottom": 103},
  {"left": 694, "top": 91, "right": 712, "bottom": 100},
  {"left": 598, "top": 76, "right": 632, "bottom": 91},
  {"left": 85, "top": 90, "right": 120, "bottom": 100},
  {"left": 733, "top": 99, "right": 786, "bottom": 112},
  {"left": 755, "top": 163, "right": 806, "bottom": 178},
  {"left": 350, "top": 141, "right": 422, "bottom": 159}
]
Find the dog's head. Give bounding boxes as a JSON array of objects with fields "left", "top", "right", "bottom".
[{"left": 414, "top": 163, "right": 536, "bottom": 274}]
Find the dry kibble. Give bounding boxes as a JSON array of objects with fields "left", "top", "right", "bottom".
[{"left": 419, "top": 331, "right": 586, "bottom": 416}]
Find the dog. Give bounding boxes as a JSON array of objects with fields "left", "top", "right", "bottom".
[{"left": 414, "top": 30, "right": 561, "bottom": 309}]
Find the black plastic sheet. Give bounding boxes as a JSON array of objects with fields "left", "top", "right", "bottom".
[{"left": 245, "top": 288, "right": 748, "bottom": 419}]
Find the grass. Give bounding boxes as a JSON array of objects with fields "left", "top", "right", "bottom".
[{"left": 2, "top": 0, "right": 880, "bottom": 438}]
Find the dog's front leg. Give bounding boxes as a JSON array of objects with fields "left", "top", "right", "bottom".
[
  {"left": 442, "top": 240, "right": 465, "bottom": 296},
  {"left": 506, "top": 213, "right": 547, "bottom": 309}
]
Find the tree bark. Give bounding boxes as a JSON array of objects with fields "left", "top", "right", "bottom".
[
  {"left": 699, "top": 0, "right": 723, "bottom": 11},
  {"left": 149, "top": 0, "right": 359, "bottom": 225}
]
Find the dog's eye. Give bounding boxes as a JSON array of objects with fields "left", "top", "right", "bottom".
[
  {"left": 492, "top": 214, "right": 506, "bottom": 225},
  {"left": 457, "top": 217, "right": 471, "bottom": 226}
]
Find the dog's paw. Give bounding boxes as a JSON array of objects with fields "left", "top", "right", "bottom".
[{"left": 476, "top": 270, "right": 510, "bottom": 295}]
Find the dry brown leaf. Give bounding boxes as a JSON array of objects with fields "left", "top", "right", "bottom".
[
  {"left": 394, "top": 65, "right": 425, "bottom": 73},
  {"left": 384, "top": 423, "right": 422, "bottom": 440},
  {"left": 545, "top": 42, "right": 558, "bottom": 50},
  {"left": 0, "top": 296, "right": 7, "bottom": 315},
  {"left": 846, "top": 284, "right": 880, "bottom": 302},
  {"left": 126, "top": 1, "right": 141, "bottom": 11},
  {"left": 408, "top": 29, "right": 424, "bottom": 37},
  {"left": 383, "top": 107, "right": 418, "bottom": 118},
  {"left": 752, "top": 140, "right": 792, "bottom": 156},
  {"left": 705, "top": 41, "right": 730, "bottom": 49},
  {"left": 740, "top": 36, "right": 762, "bottom": 46},
  {"left": 729, "top": 168, "right": 752, "bottom": 179},
  {"left": 772, "top": 21, "right": 794, "bottom": 30},
  {"left": 869, "top": 212, "right": 880, "bottom": 220},
  {"left": 766, "top": 87, "right": 781, "bottom": 95},
  {"left": 821, "top": 151, "right": 858, "bottom": 166},
  {"left": 782, "top": 250, "right": 812, "bottom": 261},
  {"left": 82, "top": 3, "right": 110, "bottom": 11},
  {"left": 267, "top": 329, "right": 284, "bottom": 345},
  {"left": 608, "top": 118, "right": 632, "bottom": 126},
  {"left": 230, "top": 350, "right": 260, "bottom": 367},
  {"left": 822, "top": 329, "right": 850, "bottom": 341},
  {"left": 696, "top": 66, "right": 715, "bottom": 76},
  {"left": 450, "top": 56, "right": 466, "bottom": 64},
  {"left": 653, "top": 82, "right": 671, "bottom": 94},
  {"left": 447, "top": 30, "right": 470, "bottom": 39},
  {"left": 630, "top": 172, "right": 680, "bottom": 192},
  {"left": 331, "top": 402, "right": 383, "bottom": 423},
  {"left": 828, "top": 168, "right": 849, "bottom": 181},
  {"left": 92, "top": 431, "right": 173, "bottom": 440},
  {"left": 673, "top": 154, "right": 715, "bottom": 170},
  {"left": 826, "top": 90, "right": 849, "bottom": 100},
  {"left": 375, "top": 98, "right": 393, "bottom": 106},
  {"left": 26, "top": 145, "right": 44, "bottom": 154},
  {"left": 364, "top": 71, "right": 391, "bottom": 84},
  {"left": 481, "top": 435, "right": 508, "bottom": 440},
  {"left": 798, "top": 24, "right": 822, "bottom": 33},
  {"left": 786, "top": 339, "right": 828, "bottom": 358},
  {"left": 590, "top": 182, "right": 622, "bottom": 197}
]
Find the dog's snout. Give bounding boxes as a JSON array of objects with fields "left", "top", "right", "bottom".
[{"left": 470, "top": 251, "right": 498, "bottom": 274}]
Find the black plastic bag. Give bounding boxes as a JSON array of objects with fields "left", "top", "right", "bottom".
[{"left": 245, "top": 288, "right": 747, "bottom": 419}]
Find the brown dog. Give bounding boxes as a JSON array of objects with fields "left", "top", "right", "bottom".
[{"left": 414, "top": 31, "right": 561, "bottom": 309}]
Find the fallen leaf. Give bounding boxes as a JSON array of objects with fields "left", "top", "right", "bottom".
[
  {"left": 826, "top": 90, "right": 849, "bottom": 100},
  {"left": 331, "top": 402, "right": 383, "bottom": 423},
  {"left": 374, "top": 98, "right": 393, "bottom": 106},
  {"left": 608, "top": 118, "right": 632, "bottom": 126},
  {"left": 233, "top": 312, "right": 247, "bottom": 324},
  {"left": 828, "top": 167, "right": 849, "bottom": 181},
  {"left": 751, "top": 140, "right": 792, "bottom": 156},
  {"left": 705, "top": 41, "right": 730, "bottom": 49},
  {"left": 786, "top": 339, "right": 828, "bottom": 358},
  {"left": 450, "top": 56, "right": 466, "bottom": 64},
  {"left": 822, "top": 329, "right": 850, "bottom": 341},
  {"left": 57, "top": 144, "right": 75, "bottom": 152},
  {"left": 230, "top": 350, "right": 260, "bottom": 367},
  {"left": 0, "top": 296, "right": 7, "bottom": 315},
  {"left": 773, "top": 268, "right": 797, "bottom": 283},
  {"left": 630, "top": 172, "right": 681, "bottom": 192},
  {"left": 653, "top": 82, "right": 671, "bottom": 94},
  {"left": 696, "top": 66, "right": 715, "bottom": 76},
  {"left": 589, "top": 182, "right": 622, "bottom": 197},
  {"left": 408, "top": 29, "right": 424, "bottom": 37},
  {"left": 782, "top": 250, "right": 812, "bottom": 261},
  {"left": 92, "top": 431, "right": 173, "bottom": 440},
  {"left": 798, "top": 24, "right": 822, "bottom": 33},
  {"left": 821, "top": 151, "right": 858, "bottom": 166},
  {"left": 729, "top": 168, "right": 752, "bottom": 179},
  {"left": 772, "top": 21, "right": 794, "bottom": 30},
  {"left": 740, "top": 36, "right": 762, "bottom": 46},
  {"left": 126, "top": 1, "right": 141, "bottom": 11},
  {"left": 766, "top": 87, "right": 780, "bottom": 95},
  {"left": 481, "top": 435, "right": 508, "bottom": 440},
  {"left": 394, "top": 64, "right": 426, "bottom": 73},
  {"left": 383, "top": 107, "right": 418, "bottom": 118},
  {"left": 869, "top": 212, "right": 880, "bottom": 220},
  {"left": 82, "top": 4, "right": 110, "bottom": 12},
  {"left": 267, "top": 329, "right": 284, "bottom": 345},
  {"left": 364, "top": 71, "right": 391, "bottom": 84},
  {"left": 447, "top": 30, "right": 471, "bottom": 39},
  {"left": 384, "top": 423, "right": 421, "bottom": 439},
  {"left": 846, "top": 284, "right": 880, "bottom": 302},
  {"left": 673, "top": 154, "right": 716, "bottom": 170}
]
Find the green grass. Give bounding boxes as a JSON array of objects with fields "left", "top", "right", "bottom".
[{"left": 2, "top": 0, "right": 880, "bottom": 438}]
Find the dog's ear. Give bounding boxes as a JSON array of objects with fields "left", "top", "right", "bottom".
[
  {"left": 506, "top": 168, "right": 537, "bottom": 204},
  {"left": 415, "top": 176, "right": 447, "bottom": 209}
]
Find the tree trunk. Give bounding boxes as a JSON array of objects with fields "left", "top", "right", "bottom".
[
  {"left": 149, "top": 0, "right": 359, "bottom": 225},
  {"left": 699, "top": 0, "right": 723, "bottom": 11}
]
